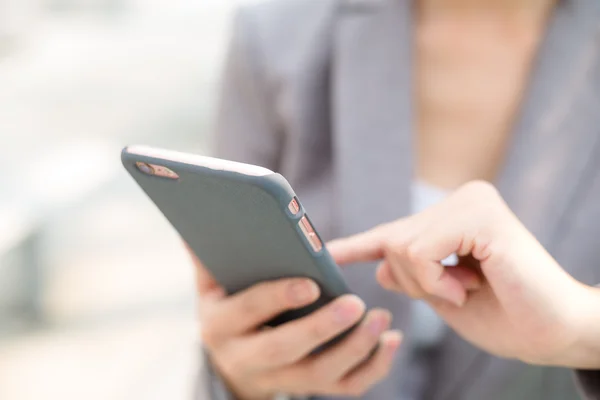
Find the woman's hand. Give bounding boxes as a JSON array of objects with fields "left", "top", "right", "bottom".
[
  {"left": 328, "top": 181, "right": 600, "bottom": 369},
  {"left": 190, "top": 252, "right": 402, "bottom": 400}
]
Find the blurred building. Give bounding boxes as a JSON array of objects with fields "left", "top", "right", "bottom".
[
  {"left": 0, "top": 0, "right": 241, "bottom": 398},
  {"left": 0, "top": 0, "right": 39, "bottom": 52}
]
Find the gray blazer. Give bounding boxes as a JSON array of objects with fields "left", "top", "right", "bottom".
[{"left": 198, "top": 0, "right": 600, "bottom": 399}]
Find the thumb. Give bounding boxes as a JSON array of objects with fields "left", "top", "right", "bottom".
[{"left": 327, "top": 224, "right": 391, "bottom": 265}]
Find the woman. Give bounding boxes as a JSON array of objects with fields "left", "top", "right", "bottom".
[{"left": 195, "top": 0, "right": 600, "bottom": 398}]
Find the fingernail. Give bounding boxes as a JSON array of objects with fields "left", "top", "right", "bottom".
[
  {"left": 333, "top": 295, "right": 365, "bottom": 325},
  {"left": 382, "top": 331, "right": 403, "bottom": 354},
  {"left": 290, "top": 280, "right": 320, "bottom": 304},
  {"left": 367, "top": 311, "right": 391, "bottom": 337}
]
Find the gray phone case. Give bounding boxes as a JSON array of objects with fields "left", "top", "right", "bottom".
[{"left": 121, "top": 146, "right": 353, "bottom": 327}]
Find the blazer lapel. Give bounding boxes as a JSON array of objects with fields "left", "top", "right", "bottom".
[
  {"left": 436, "top": 1, "right": 600, "bottom": 398},
  {"left": 332, "top": 0, "right": 414, "bottom": 299},
  {"left": 332, "top": 0, "right": 413, "bottom": 237},
  {"left": 497, "top": 0, "right": 600, "bottom": 251}
]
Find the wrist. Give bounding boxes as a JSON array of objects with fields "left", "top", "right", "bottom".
[
  {"left": 577, "top": 285, "right": 600, "bottom": 369},
  {"left": 558, "top": 284, "right": 600, "bottom": 369}
]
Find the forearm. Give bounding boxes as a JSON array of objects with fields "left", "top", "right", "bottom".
[{"left": 574, "top": 286, "right": 600, "bottom": 400}]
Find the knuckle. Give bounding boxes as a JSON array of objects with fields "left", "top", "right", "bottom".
[
  {"left": 461, "top": 181, "right": 508, "bottom": 226},
  {"left": 405, "top": 242, "right": 425, "bottom": 264},
  {"left": 260, "top": 279, "right": 293, "bottom": 308},
  {"left": 239, "top": 281, "right": 285, "bottom": 318},
  {"left": 277, "top": 279, "right": 302, "bottom": 307},
  {"left": 382, "top": 238, "right": 402, "bottom": 258},
  {"left": 238, "top": 293, "right": 263, "bottom": 318}
]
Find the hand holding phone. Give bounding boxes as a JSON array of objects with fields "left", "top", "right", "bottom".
[
  {"left": 121, "top": 145, "right": 402, "bottom": 398},
  {"left": 192, "top": 252, "right": 401, "bottom": 400}
]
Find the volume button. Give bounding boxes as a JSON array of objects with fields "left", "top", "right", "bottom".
[
  {"left": 288, "top": 198, "right": 300, "bottom": 215},
  {"left": 309, "top": 233, "right": 323, "bottom": 252},
  {"left": 298, "top": 216, "right": 322, "bottom": 252}
]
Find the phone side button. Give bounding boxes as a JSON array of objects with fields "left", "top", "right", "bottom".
[
  {"left": 299, "top": 216, "right": 322, "bottom": 252},
  {"left": 288, "top": 198, "right": 301, "bottom": 215},
  {"left": 309, "top": 233, "right": 323, "bottom": 252}
]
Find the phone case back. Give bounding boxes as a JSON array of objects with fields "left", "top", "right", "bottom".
[{"left": 122, "top": 148, "right": 351, "bottom": 325}]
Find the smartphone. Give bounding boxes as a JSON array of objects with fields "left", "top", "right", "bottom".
[{"left": 121, "top": 145, "right": 354, "bottom": 328}]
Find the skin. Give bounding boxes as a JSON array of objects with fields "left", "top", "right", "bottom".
[
  {"left": 328, "top": 181, "right": 600, "bottom": 370},
  {"left": 195, "top": 0, "right": 561, "bottom": 398},
  {"left": 416, "top": 0, "right": 554, "bottom": 188},
  {"left": 193, "top": 251, "right": 402, "bottom": 400}
]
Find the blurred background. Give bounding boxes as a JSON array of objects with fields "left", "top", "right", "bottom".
[{"left": 0, "top": 0, "right": 248, "bottom": 398}]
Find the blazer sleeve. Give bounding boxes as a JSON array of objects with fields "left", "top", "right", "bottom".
[
  {"left": 211, "top": 6, "right": 282, "bottom": 169},
  {"left": 195, "top": 6, "right": 293, "bottom": 400}
]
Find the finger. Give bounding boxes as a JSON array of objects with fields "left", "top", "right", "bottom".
[
  {"left": 387, "top": 260, "right": 427, "bottom": 299},
  {"left": 408, "top": 259, "right": 466, "bottom": 307},
  {"left": 336, "top": 331, "right": 403, "bottom": 397},
  {"left": 376, "top": 248, "right": 429, "bottom": 299},
  {"left": 398, "top": 241, "right": 467, "bottom": 307},
  {"left": 409, "top": 221, "right": 476, "bottom": 264},
  {"left": 376, "top": 262, "right": 399, "bottom": 291},
  {"left": 327, "top": 224, "right": 393, "bottom": 265},
  {"left": 381, "top": 254, "right": 466, "bottom": 305},
  {"left": 201, "top": 278, "right": 320, "bottom": 345},
  {"left": 238, "top": 295, "right": 366, "bottom": 370},
  {"left": 446, "top": 265, "right": 483, "bottom": 291},
  {"left": 296, "top": 309, "right": 392, "bottom": 382},
  {"left": 435, "top": 269, "right": 468, "bottom": 306}
]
